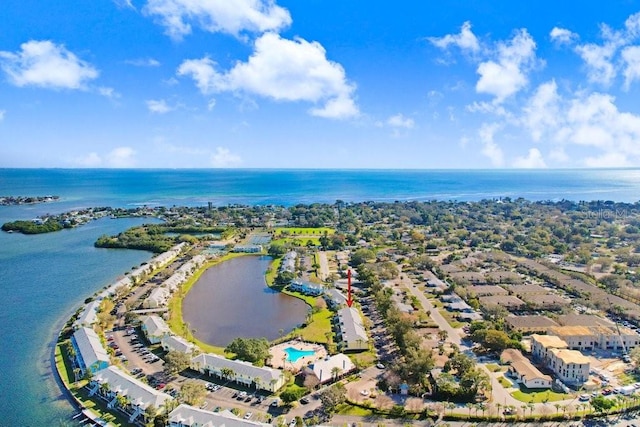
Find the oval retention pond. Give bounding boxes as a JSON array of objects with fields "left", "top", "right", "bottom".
[{"left": 182, "top": 255, "right": 309, "bottom": 347}]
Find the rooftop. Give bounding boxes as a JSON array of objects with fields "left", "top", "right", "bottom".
[
  {"left": 531, "top": 334, "right": 569, "bottom": 349},
  {"left": 550, "top": 348, "right": 591, "bottom": 365}
]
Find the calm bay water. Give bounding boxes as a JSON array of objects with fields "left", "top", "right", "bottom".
[
  {"left": 183, "top": 256, "right": 308, "bottom": 347},
  {"left": 1, "top": 168, "right": 640, "bottom": 425}
]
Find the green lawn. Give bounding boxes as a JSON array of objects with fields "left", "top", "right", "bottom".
[
  {"left": 486, "top": 363, "right": 505, "bottom": 372},
  {"left": 498, "top": 375, "right": 512, "bottom": 388},
  {"left": 336, "top": 403, "right": 375, "bottom": 417},
  {"left": 511, "top": 388, "right": 570, "bottom": 403},
  {"left": 438, "top": 309, "right": 464, "bottom": 328},
  {"left": 295, "top": 307, "right": 333, "bottom": 344}
]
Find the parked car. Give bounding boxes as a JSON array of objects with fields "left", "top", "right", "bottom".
[{"left": 244, "top": 412, "right": 252, "bottom": 420}]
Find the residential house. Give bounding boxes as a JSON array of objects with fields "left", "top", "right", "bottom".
[
  {"left": 90, "top": 366, "right": 172, "bottom": 424},
  {"left": 500, "top": 349, "right": 552, "bottom": 389},
  {"left": 306, "top": 354, "right": 356, "bottom": 384},
  {"left": 190, "top": 353, "right": 285, "bottom": 392},
  {"left": 169, "top": 404, "right": 270, "bottom": 427},
  {"left": 161, "top": 335, "right": 196, "bottom": 354},
  {"left": 505, "top": 315, "right": 560, "bottom": 334},
  {"left": 73, "top": 300, "right": 101, "bottom": 329},
  {"left": 336, "top": 307, "right": 369, "bottom": 351},
  {"left": 141, "top": 315, "right": 171, "bottom": 344},
  {"left": 289, "top": 280, "right": 324, "bottom": 296},
  {"left": 71, "top": 327, "right": 110, "bottom": 376}
]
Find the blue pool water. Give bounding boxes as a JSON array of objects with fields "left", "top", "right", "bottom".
[{"left": 284, "top": 347, "right": 316, "bottom": 363}]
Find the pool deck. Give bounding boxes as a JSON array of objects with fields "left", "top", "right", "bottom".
[{"left": 270, "top": 340, "right": 327, "bottom": 371}]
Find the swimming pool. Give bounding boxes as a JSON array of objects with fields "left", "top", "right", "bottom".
[{"left": 284, "top": 346, "right": 316, "bottom": 363}]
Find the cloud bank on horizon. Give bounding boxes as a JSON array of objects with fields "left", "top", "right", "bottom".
[{"left": 1, "top": 1, "right": 640, "bottom": 168}]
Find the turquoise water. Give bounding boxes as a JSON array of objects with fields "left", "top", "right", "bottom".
[
  {"left": 1, "top": 168, "right": 640, "bottom": 424},
  {"left": 284, "top": 347, "right": 316, "bottom": 363}
]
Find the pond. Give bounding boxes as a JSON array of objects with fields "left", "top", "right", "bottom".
[{"left": 182, "top": 256, "right": 309, "bottom": 347}]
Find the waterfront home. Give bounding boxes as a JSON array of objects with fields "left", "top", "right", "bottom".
[
  {"left": 144, "top": 286, "right": 171, "bottom": 309},
  {"left": 280, "top": 251, "right": 297, "bottom": 273},
  {"left": 71, "top": 327, "right": 110, "bottom": 376},
  {"left": 191, "top": 353, "right": 285, "bottom": 392},
  {"left": 306, "top": 353, "right": 355, "bottom": 384},
  {"left": 324, "top": 288, "right": 347, "bottom": 310},
  {"left": 289, "top": 280, "right": 324, "bottom": 296},
  {"left": 161, "top": 335, "right": 196, "bottom": 354},
  {"left": 500, "top": 349, "right": 552, "bottom": 389},
  {"left": 232, "top": 244, "right": 263, "bottom": 253},
  {"left": 169, "top": 404, "right": 270, "bottom": 427},
  {"left": 141, "top": 315, "right": 171, "bottom": 344},
  {"left": 90, "top": 366, "right": 172, "bottom": 424},
  {"left": 73, "top": 300, "right": 101, "bottom": 329},
  {"left": 336, "top": 307, "right": 369, "bottom": 351}
]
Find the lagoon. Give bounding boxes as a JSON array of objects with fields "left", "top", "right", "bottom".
[{"left": 182, "top": 256, "right": 309, "bottom": 347}]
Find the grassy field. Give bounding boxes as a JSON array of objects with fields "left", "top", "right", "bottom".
[
  {"left": 336, "top": 403, "right": 375, "bottom": 417},
  {"left": 271, "top": 237, "right": 322, "bottom": 246},
  {"left": 296, "top": 307, "right": 333, "bottom": 344},
  {"left": 498, "top": 375, "right": 512, "bottom": 388},
  {"left": 511, "top": 388, "right": 570, "bottom": 403}
]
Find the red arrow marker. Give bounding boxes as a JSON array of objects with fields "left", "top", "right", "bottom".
[{"left": 347, "top": 269, "right": 353, "bottom": 307}]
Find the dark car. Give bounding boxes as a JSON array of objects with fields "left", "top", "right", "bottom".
[{"left": 300, "top": 397, "right": 310, "bottom": 404}]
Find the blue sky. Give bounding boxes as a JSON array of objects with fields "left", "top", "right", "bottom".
[{"left": 2, "top": 1, "right": 640, "bottom": 168}]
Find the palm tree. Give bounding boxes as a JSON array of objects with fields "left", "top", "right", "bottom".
[
  {"left": 331, "top": 366, "right": 342, "bottom": 381},
  {"left": 466, "top": 402, "right": 473, "bottom": 416},
  {"left": 527, "top": 401, "right": 535, "bottom": 417},
  {"left": 495, "top": 402, "right": 502, "bottom": 417},
  {"left": 220, "top": 367, "right": 235, "bottom": 383},
  {"left": 520, "top": 404, "right": 527, "bottom": 420}
]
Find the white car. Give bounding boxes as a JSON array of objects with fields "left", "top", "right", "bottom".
[{"left": 244, "top": 412, "right": 253, "bottom": 420}]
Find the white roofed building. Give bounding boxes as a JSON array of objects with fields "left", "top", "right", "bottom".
[
  {"left": 90, "top": 366, "right": 172, "bottom": 424},
  {"left": 162, "top": 335, "right": 196, "bottom": 354},
  {"left": 141, "top": 315, "right": 171, "bottom": 344},
  {"left": 71, "top": 327, "right": 110, "bottom": 376},
  {"left": 169, "top": 404, "right": 270, "bottom": 427},
  {"left": 307, "top": 353, "right": 355, "bottom": 384},
  {"left": 73, "top": 300, "right": 101, "bottom": 329},
  {"left": 191, "top": 353, "right": 285, "bottom": 392},
  {"left": 336, "top": 307, "right": 369, "bottom": 351}
]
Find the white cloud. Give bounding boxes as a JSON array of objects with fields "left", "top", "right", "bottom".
[
  {"left": 572, "top": 14, "right": 640, "bottom": 87},
  {"left": 0, "top": 40, "right": 98, "bottom": 89},
  {"left": 207, "top": 98, "right": 216, "bottom": 111},
  {"left": 106, "top": 146, "right": 136, "bottom": 167},
  {"left": 583, "top": 151, "right": 630, "bottom": 167},
  {"left": 72, "top": 148, "right": 136, "bottom": 168},
  {"left": 211, "top": 147, "right": 241, "bottom": 167},
  {"left": 113, "top": 0, "right": 135, "bottom": 9},
  {"left": 621, "top": 46, "right": 640, "bottom": 90},
  {"left": 513, "top": 148, "right": 547, "bottom": 168},
  {"left": 478, "top": 122, "right": 504, "bottom": 166},
  {"left": 428, "top": 21, "right": 480, "bottom": 53},
  {"left": 476, "top": 29, "right": 538, "bottom": 102},
  {"left": 387, "top": 113, "right": 414, "bottom": 129},
  {"left": 575, "top": 41, "right": 618, "bottom": 86},
  {"left": 550, "top": 27, "right": 578, "bottom": 45},
  {"left": 125, "top": 57, "right": 161, "bottom": 67},
  {"left": 0, "top": 110, "right": 4, "bottom": 122},
  {"left": 74, "top": 152, "right": 103, "bottom": 167},
  {"left": 98, "top": 86, "right": 120, "bottom": 99},
  {"left": 144, "top": 0, "right": 291, "bottom": 39},
  {"left": 146, "top": 99, "right": 174, "bottom": 114},
  {"left": 178, "top": 32, "right": 359, "bottom": 119},
  {"left": 522, "top": 80, "right": 560, "bottom": 141},
  {"left": 549, "top": 147, "right": 569, "bottom": 163}
]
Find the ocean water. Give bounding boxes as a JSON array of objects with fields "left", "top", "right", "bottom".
[{"left": 1, "top": 168, "right": 640, "bottom": 425}]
